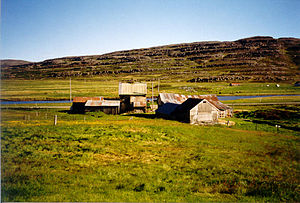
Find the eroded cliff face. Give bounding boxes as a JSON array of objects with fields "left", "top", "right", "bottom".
[{"left": 2, "top": 36, "right": 300, "bottom": 82}]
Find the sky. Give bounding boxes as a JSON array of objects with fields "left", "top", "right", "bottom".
[{"left": 1, "top": 0, "right": 300, "bottom": 62}]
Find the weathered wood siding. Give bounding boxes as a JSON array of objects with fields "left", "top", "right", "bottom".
[
  {"left": 190, "top": 101, "right": 218, "bottom": 125},
  {"left": 119, "top": 83, "right": 147, "bottom": 95}
]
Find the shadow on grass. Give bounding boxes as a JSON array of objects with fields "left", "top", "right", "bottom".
[
  {"left": 58, "top": 110, "right": 71, "bottom": 114},
  {"left": 124, "top": 113, "right": 157, "bottom": 119}
]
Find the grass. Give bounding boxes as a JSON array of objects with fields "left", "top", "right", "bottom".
[
  {"left": 233, "top": 105, "right": 300, "bottom": 131},
  {"left": 1, "top": 78, "right": 300, "bottom": 101},
  {"left": 1, "top": 108, "right": 299, "bottom": 202},
  {"left": 223, "top": 96, "right": 300, "bottom": 104}
]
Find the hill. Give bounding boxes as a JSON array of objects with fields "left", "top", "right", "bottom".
[
  {"left": 1, "top": 36, "right": 300, "bottom": 82},
  {"left": 0, "top": 59, "right": 32, "bottom": 68}
]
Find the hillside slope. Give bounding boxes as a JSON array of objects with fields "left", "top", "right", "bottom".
[
  {"left": 2, "top": 36, "right": 300, "bottom": 82},
  {"left": 0, "top": 59, "right": 32, "bottom": 68}
]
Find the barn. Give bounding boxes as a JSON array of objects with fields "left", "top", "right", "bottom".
[
  {"left": 157, "top": 93, "right": 232, "bottom": 118},
  {"left": 155, "top": 98, "right": 219, "bottom": 125},
  {"left": 85, "top": 99, "right": 120, "bottom": 115},
  {"left": 155, "top": 103, "right": 179, "bottom": 119},
  {"left": 71, "top": 97, "right": 103, "bottom": 113},
  {"left": 71, "top": 97, "right": 120, "bottom": 114},
  {"left": 119, "top": 82, "right": 147, "bottom": 113},
  {"left": 172, "top": 98, "right": 218, "bottom": 125}
]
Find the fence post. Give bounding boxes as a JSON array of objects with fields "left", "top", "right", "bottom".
[{"left": 54, "top": 115, "right": 58, "bottom": 126}]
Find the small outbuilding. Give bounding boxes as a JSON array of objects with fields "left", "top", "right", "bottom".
[
  {"left": 155, "top": 103, "right": 179, "bottom": 119},
  {"left": 171, "top": 98, "right": 218, "bottom": 125},
  {"left": 71, "top": 97, "right": 120, "bottom": 114},
  {"left": 119, "top": 82, "right": 147, "bottom": 113},
  {"left": 71, "top": 97, "right": 103, "bottom": 113},
  {"left": 157, "top": 93, "right": 232, "bottom": 118},
  {"left": 85, "top": 99, "right": 120, "bottom": 115},
  {"left": 229, "top": 83, "right": 241, "bottom": 86}
]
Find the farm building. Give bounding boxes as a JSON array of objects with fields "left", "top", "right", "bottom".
[
  {"left": 119, "top": 82, "right": 147, "bottom": 113},
  {"left": 172, "top": 98, "right": 218, "bottom": 125},
  {"left": 155, "top": 98, "right": 218, "bottom": 125},
  {"left": 71, "top": 97, "right": 120, "bottom": 114},
  {"left": 229, "top": 83, "right": 241, "bottom": 86},
  {"left": 85, "top": 99, "right": 120, "bottom": 114},
  {"left": 155, "top": 103, "right": 179, "bottom": 119},
  {"left": 157, "top": 93, "right": 232, "bottom": 118},
  {"left": 71, "top": 97, "right": 103, "bottom": 113}
]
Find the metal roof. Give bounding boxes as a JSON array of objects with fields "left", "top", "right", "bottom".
[
  {"left": 73, "top": 97, "right": 103, "bottom": 103},
  {"left": 85, "top": 100, "right": 120, "bottom": 107},
  {"left": 158, "top": 93, "right": 231, "bottom": 111}
]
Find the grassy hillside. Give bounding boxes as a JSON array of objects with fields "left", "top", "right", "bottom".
[
  {"left": 0, "top": 59, "right": 32, "bottom": 68},
  {"left": 1, "top": 36, "right": 300, "bottom": 82},
  {"left": 1, "top": 108, "right": 299, "bottom": 202}
]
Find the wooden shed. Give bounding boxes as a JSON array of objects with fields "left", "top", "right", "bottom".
[
  {"left": 155, "top": 103, "right": 179, "bottom": 119},
  {"left": 171, "top": 98, "right": 218, "bottom": 125},
  {"left": 71, "top": 97, "right": 103, "bottom": 113},
  {"left": 119, "top": 82, "right": 147, "bottom": 113},
  {"left": 71, "top": 97, "right": 120, "bottom": 114},
  {"left": 158, "top": 93, "right": 232, "bottom": 118},
  {"left": 85, "top": 100, "right": 120, "bottom": 115}
]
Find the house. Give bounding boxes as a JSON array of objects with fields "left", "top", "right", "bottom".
[
  {"left": 71, "top": 97, "right": 120, "bottom": 114},
  {"left": 172, "top": 98, "right": 218, "bottom": 125},
  {"left": 119, "top": 82, "right": 147, "bottom": 113},
  {"left": 157, "top": 93, "right": 232, "bottom": 118},
  {"left": 230, "top": 83, "right": 241, "bottom": 86}
]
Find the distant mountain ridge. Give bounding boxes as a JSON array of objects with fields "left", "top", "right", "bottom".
[
  {"left": 1, "top": 36, "right": 300, "bottom": 82},
  {"left": 0, "top": 59, "right": 32, "bottom": 68}
]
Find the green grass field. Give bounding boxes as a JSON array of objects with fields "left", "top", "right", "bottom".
[
  {"left": 1, "top": 108, "right": 299, "bottom": 202},
  {"left": 1, "top": 78, "right": 300, "bottom": 201},
  {"left": 1, "top": 78, "right": 299, "bottom": 101}
]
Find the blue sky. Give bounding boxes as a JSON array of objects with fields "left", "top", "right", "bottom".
[{"left": 1, "top": 0, "right": 300, "bottom": 62}]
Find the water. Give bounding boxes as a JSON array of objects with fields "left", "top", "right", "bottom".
[{"left": 1, "top": 94, "right": 299, "bottom": 104}]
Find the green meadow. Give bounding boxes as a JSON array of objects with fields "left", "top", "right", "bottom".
[
  {"left": 1, "top": 79, "right": 300, "bottom": 201},
  {"left": 1, "top": 107, "right": 299, "bottom": 202},
  {"left": 1, "top": 78, "right": 299, "bottom": 101}
]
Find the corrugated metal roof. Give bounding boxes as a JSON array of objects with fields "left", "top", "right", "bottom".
[
  {"left": 119, "top": 82, "right": 147, "bottom": 95},
  {"left": 73, "top": 97, "right": 103, "bottom": 103},
  {"left": 158, "top": 93, "right": 231, "bottom": 111},
  {"left": 85, "top": 100, "right": 120, "bottom": 107}
]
